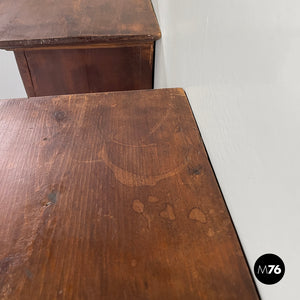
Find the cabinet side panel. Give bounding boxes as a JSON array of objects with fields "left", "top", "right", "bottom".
[
  {"left": 24, "top": 44, "right": 154, "bottom": 97},
  {"left": 14, "top": 51, "right": 35, "bottom": 97}
]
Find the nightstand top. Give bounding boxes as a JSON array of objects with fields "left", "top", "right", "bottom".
[
  {"left": 0, "top": 88, "right": 258, "bottom": 299},
  {"left": 0, "top": 0, "right": 161, "bottom": 49}
]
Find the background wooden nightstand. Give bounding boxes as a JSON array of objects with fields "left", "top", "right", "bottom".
[{"left": 0, "top": 0, "right": 161, "bottom": 97}]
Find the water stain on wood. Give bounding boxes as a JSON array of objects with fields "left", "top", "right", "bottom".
[
  {"left": 148, "top": 196, "right": 159, "bottom": 203},
  {"left": 207, "top": 228, "right": 215, "bottom": 237},
  {"left": 131, "top": 260, "right": 137, "bottom": 267},
  {"left": 83, "top": 146, "right": 189, "bottom": 187},
  {"left": 132, "top": 200, "right": 144, "bottom": 214},
  {"left": 189, "top": 208, "right": 207, "bottom": 223},
  {"left": 160, "top": 204, "right": 176, "bottom": 221}
]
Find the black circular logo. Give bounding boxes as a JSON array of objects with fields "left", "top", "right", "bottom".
[{"left": 254, "top": 253, "right": 285, "bottom": 285}]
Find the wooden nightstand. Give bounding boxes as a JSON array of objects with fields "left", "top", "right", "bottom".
[
  {"left": 0, "top": 89, "right": 259, "bottom": 299},
  {"left": 0, "top": 0, "right": 161, "bottom": 97}
]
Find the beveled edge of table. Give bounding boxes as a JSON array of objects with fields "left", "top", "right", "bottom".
[{"left": 0, "top": 32, "right": 162, "bottom": 51}]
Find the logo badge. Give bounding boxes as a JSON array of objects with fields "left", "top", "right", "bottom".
[{"left": 254, "top": 253, "right": 285, "bottom": 285}]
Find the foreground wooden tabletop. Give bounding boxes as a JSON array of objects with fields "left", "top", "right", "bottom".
[{"left": 0, "top": 89, "right": 259, "bottom": 299}]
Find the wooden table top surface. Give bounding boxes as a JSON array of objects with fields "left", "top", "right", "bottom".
[
  {"left": 0, "top": 89, "right": 258, "bottom": 299},
  {"left": 0, "top": 0, "right": 161, "bottom": 50}
]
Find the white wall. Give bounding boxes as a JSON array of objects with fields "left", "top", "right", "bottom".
[
  {"left": 0, "top": 50, "right": 26, "bottom": 99},
  {"left": 152, "top": 1, "right": 300, "bottom": 299}
]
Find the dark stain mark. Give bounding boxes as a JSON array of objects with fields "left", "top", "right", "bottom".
[
  {"left": 43, "top": 137, "right": 48, "bottom": 141},
  {"left": 0, "top": 257, "right": 12, "bottom": 274},
  {"left": 188, "top": 165, "right": 202, "bottom": 176},
  {"left": 43, "top": 191, "right": 59, "bottom": 207},
  {"left": 144, "top": 280, "right": 148, "bottom": 289},
  {"left": 54, "top": 111, "right": 66, "bottom": 122},
  {"left": 48, "top": 191, "right": 58, "bottom": 204},
  {"left": 25, "top": 268, "right": 33, "bottom": 280}
]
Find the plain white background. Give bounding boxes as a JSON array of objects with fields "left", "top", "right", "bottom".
[
  {"left": 0, "top": 50, "right": 26, "bottom": 99},
  {"left": 0, "top": 1, "right": 300, "bottom": 299}
]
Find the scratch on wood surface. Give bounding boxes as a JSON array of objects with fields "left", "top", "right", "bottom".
[
  {"left": 68, "top": 95, "right": 72, "bottom": 108},
  {"left": 110, "top": 139, "right": 157, "bottom": 148},
  {"left": 148, "top": 106, "right": 171, "bottom": 135},
  {"left": 77, "top": 95, "right": 87, "bottom": 127}
]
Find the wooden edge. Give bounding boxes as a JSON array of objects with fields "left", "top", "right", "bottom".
[
  {"left": 10, "top": 41, "right": 155, "bottom": 52},
  {"left": 14, "top": 51, "right": 35, "bottom": 97},
  {"left": 0, "top": 88, "right": 185, "bottom": 103},
  {"left": 0, "top": 34, "right": 161, "bottom": 51}
]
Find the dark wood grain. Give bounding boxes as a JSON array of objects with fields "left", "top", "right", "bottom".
[
  {"left": 15, "top": 43, "right": 154, "bottom": 97},
  {"left": 0, "top": 89, "right": 259, "bottom": 299},
  {"left": 0, "top": 0, "right": 161, "bottom": 50}
]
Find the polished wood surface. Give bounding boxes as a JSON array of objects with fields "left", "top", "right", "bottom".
[
  {"left": 15, "top": 44, "right": 154, "bottom": 97},
  {"left": 0, "top": 89, "right": 259, "bottom": 299},
  {"left": 0, "top": 0, "right": 160, "bottom": 49}
]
